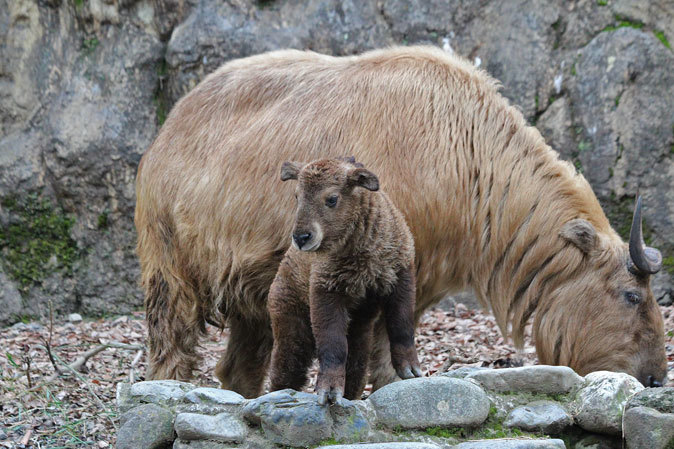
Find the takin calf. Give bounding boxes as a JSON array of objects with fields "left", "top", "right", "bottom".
[{"left": 268, "top": 158, "right": 422, "bottom": 404}]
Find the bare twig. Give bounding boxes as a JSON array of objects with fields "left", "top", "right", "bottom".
[
  {"left": 40, "top": 300, "right": 62, "bottom": 377},
  {"left": 26, "top": 342, "right": 145, "bottom": 394},
  {"left": 129, "top": 349, "right": 144, "bottom": 383},
  {"left": 21, "top": 344, "right": 32, "bottom": 389}
]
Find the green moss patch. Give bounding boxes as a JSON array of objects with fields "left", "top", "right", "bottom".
[
  {"left": 602, "top": 20, "right": 644, "bottom": 33},
  {"left": 421, "top": 406, "right": 545, "bottom": 441},
  {"left": 601, "top": 194, "right": 654, "bottom": 244},
  {"left": 0, "top": 194, "right": 80, "bottom": 292},
  {"left": 654, "top": 30, "right": 672, "bottom": 50},
  {"left": 663, "top": 256, "right": 674, "bottom": 275}
]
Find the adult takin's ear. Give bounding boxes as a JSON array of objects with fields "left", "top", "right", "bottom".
[
  {"left": 348, "top": 167, "right": 379, "bottom": 191},
  {"left": 280, "top": 161, "right": 302, "bottom": 181},
  {"left": 560, "top": 219, "right": 597, "bottom": 254}
]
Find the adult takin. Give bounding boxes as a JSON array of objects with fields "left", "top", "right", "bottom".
[
  {"left": 268, "top": 158, "right": 422, "bottom": 404},
  {"left": 135, "top": 46, "right": 667, "bottom": 397}
]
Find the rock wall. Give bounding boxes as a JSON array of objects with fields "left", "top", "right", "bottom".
[
  {"left": 1, "top": 0, "right": 673, "bottom": 323},
  {"left": 114, "top": 366, "right": 674, "bottom": 448}
]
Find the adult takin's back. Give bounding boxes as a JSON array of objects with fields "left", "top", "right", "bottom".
[{"left": 135, "top": 46, "right": 666, "bottom": 397}]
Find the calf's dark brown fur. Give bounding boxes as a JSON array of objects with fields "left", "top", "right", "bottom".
[{"left": 268, "top": 158, "right": 422, "bottom": 404}]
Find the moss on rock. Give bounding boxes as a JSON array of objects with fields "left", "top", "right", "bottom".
[{"left": 0, "top": 194, "right": 80, "bottom": 293}]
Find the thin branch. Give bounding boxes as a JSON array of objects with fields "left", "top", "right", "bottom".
[
  {"left": 25, "top": 342, "right": 145, "bottom": 394},
  {"left": 40, "top": 300, "right": 62, "bottom": 376}
]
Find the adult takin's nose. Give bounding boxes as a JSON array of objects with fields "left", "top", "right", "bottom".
[
  {"left": 293, "top": 231, "right": 313, "bottom": 250},
  {"left": 647, "top": 375, "right": 663, "bottom": 388}
]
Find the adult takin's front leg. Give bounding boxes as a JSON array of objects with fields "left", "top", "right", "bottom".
[
  {"left": 215, "top": 313, "right": 273, "bottom": 398},
  {"left": 381, "top": 265, "right": 422, "bottom": 380},
  {"left": 310, "top": 285, "right": 349, "bottom": 405}
]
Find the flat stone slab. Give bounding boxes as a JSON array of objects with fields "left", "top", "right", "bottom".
[
  {"left": 173, "top": 441, "right": 238, "bottom": 449},
  {"left": 504, "top": 400, "right": 573, "bottom": 434},
  {"left": 322, "top": 444, "right": 440, "bottom": 449},
  {"left": 625, "top": 387, "right": 674, "bottom": 414},
  {"left": 367, "top": 377, "right": 489, "bottom": 429},
  {"left": 623, "top": 406, "right": 674, "bottom": 449},
  {"left": 573, "top": 371, "right": 644, "bottom": 435},
  {"left": 454, "top": 439, "right": 566, "bottom": 449},
  {"left": 116, "top": 404, "right": 175, "bottom": 449},
  {"left": 184, "top": 388, "right": 245, "bottom": 406},
  {"left": 438, "top": 367, "right": 488, "bottom": 379},
  {"left": 129, "top": 380, "right": 196, "bottom": 405},
  {"left": 466, "top": 366, "right": 583, "bottom": 394},
  {"left": 174, "top": 412, "right": 246, "bottom": 443},
  {"left": 243, "top": 389, "right": 333, "bottom": 447}
]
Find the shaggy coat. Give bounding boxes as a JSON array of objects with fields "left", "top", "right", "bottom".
[
  {"left": 268, "top": 158, "right": 421, "bottom": 404},
  {"left": 135, "top": 46, "right": 666, "bottom": 397}
]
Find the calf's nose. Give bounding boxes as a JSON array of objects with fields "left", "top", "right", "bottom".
[{"left": 293, "top": 232, "right": 312, "bottom": 249}]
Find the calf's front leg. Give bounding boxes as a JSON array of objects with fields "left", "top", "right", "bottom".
[
  {"left": 381, "top": 265, "right": 422, "bottom": 379},
  {"left": 310, "top": 285, "right": 349, "bottom": 405}
]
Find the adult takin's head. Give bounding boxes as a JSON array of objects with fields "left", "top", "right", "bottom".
[
  {"left": 535, "top": 197, "right": 666, "bottom": 387},
  {"left": 280, "top": 157, "right": 379, "bottom": 253}
]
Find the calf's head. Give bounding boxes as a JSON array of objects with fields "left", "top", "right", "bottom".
[
  {"left": 280, "top": 158, "right": 379, "bottom": 252},
  {"left": 537, "top": 197, "right": 666, "bottom": 387}
]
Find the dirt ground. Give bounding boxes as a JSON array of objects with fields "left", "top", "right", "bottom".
[{"left": 1, "top": 304, "right": 673, "bottom": 448}]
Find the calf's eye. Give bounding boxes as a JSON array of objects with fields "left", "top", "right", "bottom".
[
  {"left": 623, "top": 291, "right": 641, "bottom": 305},
  {"left": 325, "top": 195, "right": 338, "bottom": 208}
]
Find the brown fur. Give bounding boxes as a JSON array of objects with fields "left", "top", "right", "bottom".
[
  {"left": 268, "top": 159, "right": 421, "bottom": 403},
  {"left": 135, "top": 46, "right": 666, "bottom": 396}
]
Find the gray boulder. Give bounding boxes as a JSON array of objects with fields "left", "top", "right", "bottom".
[
  {"left": 625, "top": 386, "right": 674, "bottom": 413},
  {"left": 504, "top": 400, "right": 573, "bottom": 434},
  {"left": 367, "top": 377, "right": 490, "bottom": 429},
  {"left": 623, "top": 406, "right": 674, "bottom": 449},
  {"left": 242, "top": 389, "right": 333, "bottom": 447},
  {"left": 572, "top": 371, "right": 644, "bottom": 435},
  {"left": 173, "top": 441, "right": 238, "bottom": 449},
  {"left": 174, "top": 412, "right": 247, "bottom": 443},
  {"left": 118, "top": 380, "right": 196, "bottom": 412},
  {"left": 184, "top": 388, "right": 245, "bottom": 406},
  {"left": 466, "top": 366, "right": 584, "bottom": 394},
  {"left": 116, "top": 404, "right": 175, "bottom": 449}
]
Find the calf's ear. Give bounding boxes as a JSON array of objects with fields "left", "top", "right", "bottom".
[
  {"left": 280, "top": 161, "right": 302, "bottom": 181},
  {"left": 348, "top": 167, "right": 379, "bottom": 191},
  {"left": 560, "top": 219, "right": 597, "bottom": 254}
]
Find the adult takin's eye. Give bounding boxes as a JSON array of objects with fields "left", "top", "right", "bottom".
[
  {"left": 325, "top": 195, "right": 339, "bottom": 208},
  {"left": 623, "top": 291, "right": 641, "bottom": 305}
]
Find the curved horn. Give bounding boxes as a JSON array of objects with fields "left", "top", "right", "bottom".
[{"left": 629, "top": 195, "right": 662, "bottom": 275}]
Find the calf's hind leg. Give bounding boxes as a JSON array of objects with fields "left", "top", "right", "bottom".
[
  {"left": 216, "top": 314, "right": 273, "bottom": 398},
  {"left": 344, "top": 306, "right": 378, "bottom": 400},
  {"left": 369, "top": 266, "right": 422, "bottom": 390}
]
